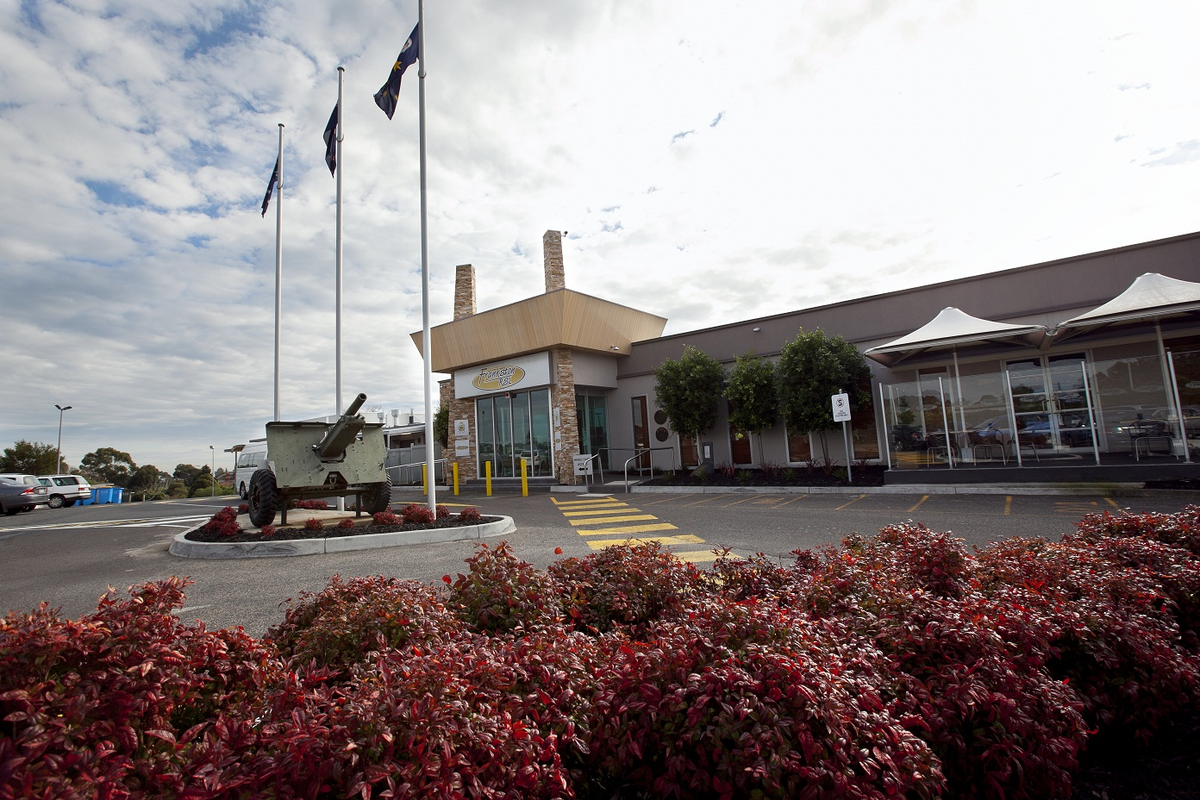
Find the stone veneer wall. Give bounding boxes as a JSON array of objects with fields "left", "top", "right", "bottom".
[
  {"left": 543, "top": 231, "right": 565, "bottom": 293},
  {"left": 453, "top": 264, "right": 476, "bottom": 320},
  {"left": 551, "top": 347, "right": 580, "bottom": 483},
  {"left": 440, "top": 379, "right": 478, "bottom": 482}
]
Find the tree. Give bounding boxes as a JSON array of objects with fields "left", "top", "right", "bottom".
[
  {"left": 776, "top": 328, "right": 872, "bottom": 462},
  {"left": 173, "top": 463, "right": 202, "bottom": 487},
  {"left": 726, "top": 354, "right": 778, "bottom": 437},
  {"left": 127, "top": 464, "right": 166, "bottom": 493},
  {"left": 434, "top": 405, "right": 449, "bottom": 450},
  {"left": 80, "top": 447, "right": 137, "bottom": 487},
  {"left": 0, "top": 440, "right": 58, "bottom": 475},
  {"left": 653, "top": 345, "right": 726, "bottom": 465}
]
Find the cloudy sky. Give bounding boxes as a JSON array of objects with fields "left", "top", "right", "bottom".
[{"left": 2, "top": 0, "right": 1198, "bottom": 473}]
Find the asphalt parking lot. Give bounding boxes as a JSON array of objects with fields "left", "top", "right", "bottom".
[{"left": 1, "top": 486, "right": 1197, "bottom": 637}]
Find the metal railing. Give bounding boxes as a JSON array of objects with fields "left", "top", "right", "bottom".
[{"left": 387, "top": 458, "right": 447, "bottom": 486}]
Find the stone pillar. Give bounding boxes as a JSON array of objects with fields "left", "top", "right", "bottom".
[
  {"left": 551, "top": 347, "right": 581, "bottom": 484},
  {"left": 543, "top": 230, "right": 565, "bottom": 293},
  {"left": 441, "top": 379, "right": 478, "bottom": 482},
  {"left": 454, "top": 264, "right": 476, "bottom": 320}
]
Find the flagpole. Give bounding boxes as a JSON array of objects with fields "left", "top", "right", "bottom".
[
  {"left": 417, "top": 0, "right": 436, "bottom": 512},
  {"left": 335, "top": 67, "right": 344, "bottom": 419},
  {"left": 335, "top": 66, "right": 345, "bottom": 513},
  {"left": 274, "top": 122, "right": 284, "bottom": 422}
]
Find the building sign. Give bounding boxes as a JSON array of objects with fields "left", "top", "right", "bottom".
[
  {"left": 455, "top": 352, "right": 552, "bottom": 399},
  {"left": 455, "top": 438, "right": 471, "bottom": 456}
]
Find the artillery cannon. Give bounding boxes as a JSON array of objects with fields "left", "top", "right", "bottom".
[{"left": 246, "top": 393, "right": 392, "bottom": 527}]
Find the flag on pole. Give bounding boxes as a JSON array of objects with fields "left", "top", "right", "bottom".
[
  {"left": 261, "top": 156, "right": 280, "bottom": 216},
  {"left": 374, "top": 22, "right": 419, "bottom": 119},
  {"left": 323, "top": 103, "right": 339, "bottom": 176}
]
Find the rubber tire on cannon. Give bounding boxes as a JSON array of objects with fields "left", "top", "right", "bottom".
[
  {"left": 247, "top": 468, "right": 280, "bottom": 529},
  {"left": 356, "top": 481, "right": 392, "bottom": 515}
]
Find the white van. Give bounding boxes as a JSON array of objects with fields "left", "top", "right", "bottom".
[{"left": 234, "top": 440, "right": 268, "bottom": 499}]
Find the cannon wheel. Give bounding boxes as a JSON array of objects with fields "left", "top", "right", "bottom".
[
  {"left": 247, "top": 468, "right": 279, "bottom": 528},
  {"left": 357, "top": 481, "right": 392, "bottom": 515}
]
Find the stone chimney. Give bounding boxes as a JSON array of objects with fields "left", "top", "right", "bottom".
[
  {"left": 453, "top": 264, "right": 476, "bottom": 320},
  {"left": 543, "top": 230, "right": 565, "bottom": 292}
]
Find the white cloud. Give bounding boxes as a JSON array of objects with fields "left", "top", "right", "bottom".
[{"left": 2, "top": 0, "right": 1199, "bottom": 470}]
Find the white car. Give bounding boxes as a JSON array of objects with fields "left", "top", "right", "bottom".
[{"left": 37, "top": 474, "right": 93, "bottom": 508}]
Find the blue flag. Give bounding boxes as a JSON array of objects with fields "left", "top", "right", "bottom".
[
  {"left": 374, "top": 22, "right": 419, "bottom": 120},
  {"left": 261, "top": 156, "right": 280, "bottom": 217},
  {"left": 323, "top": 103, "right": 338, "bottom": 176}
]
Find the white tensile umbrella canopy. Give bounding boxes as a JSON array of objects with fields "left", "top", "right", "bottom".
[{"left": 864, "top": 307, "right": 1047, "bottom": 366}]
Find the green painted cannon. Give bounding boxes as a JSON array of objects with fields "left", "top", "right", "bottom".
[{"left": 246, "top": 393, "right": 392, "bottom": 527}]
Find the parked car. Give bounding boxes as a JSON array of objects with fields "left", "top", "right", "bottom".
[
  {"left": 37, "top": 474, "right": 93, "bottom": 508},
  {"left": 0, "top": 481, "right": 43, "bottom": 515},
  {"left": 0, "top": 474, "right": 48, "bottom": 510}
]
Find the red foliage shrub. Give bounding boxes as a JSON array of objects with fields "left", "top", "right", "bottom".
[
  {"left": 293, "top": 499, "right": 329, "bottom": 510},
  {"left": 458, "top": 506, "right": 483, "bottom": 522},
  {"left": 237, "top": 502, "right": 249, "bottom": 514},
  {"left": 303, "top": 516, "right": 323, "bottom": 531},
  {"left": 586, "top": 598, "right": 944, "bottom": 799},
  {"left": 976, "top": 534, "right": 1200, "bottom": 741},
  {"left": 708, "top": 549, "right": 795, "bottom": 601},
  {"left": 436, "top": 503, "right": 451, "bottom": 519},
  {"left": 1073, "top": 507, "right": 1200, "bottom": 556},
  {"left": 267, "top": 575, "right": 461, "bottom": 673},
  {"left": 200, "top": 505, "right": 241, "bottom": 537},
  {"left": 0, "top": 578, "right": 280, "bottom": 799},
  {"left": 449, "top": 541, "right": 560, "bottom": 632},
  {"left": 372, "top": 510, "right": 401, "bottom": 525},
  {"left": 260, "top": 523, "right": 275, "bottom": 537},
  {"left": 548, "top": 541, "right": 704, "bottom": 635},
  {"left": 336, "top": 517, "right": 356, "bottom": 530},
  {"left": 401, "top": 502, "right": 436, "bottom": 524}
]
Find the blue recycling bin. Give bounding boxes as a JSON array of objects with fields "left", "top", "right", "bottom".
[
  {"left": 110, "top": 488, "right": 123, "bottom": 504},
  {"left": 94, "top": 487, "right": 113, "bottom": 504}
]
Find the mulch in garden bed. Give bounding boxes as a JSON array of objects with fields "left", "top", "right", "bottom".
[{"left": 184, "top": 514, "right": 501, "bottom": 544}]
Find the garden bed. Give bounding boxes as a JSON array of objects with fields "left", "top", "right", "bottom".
[
  {"left": 642, "top": 463, "right": 887, "bottom": 487},
  {"left": 182, "top": 503, "right": 498, "bottom": 544},
  {"left": 6, "top": 506, "right": 1200, "bottom": 798}
]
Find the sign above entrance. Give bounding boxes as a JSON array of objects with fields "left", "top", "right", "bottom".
[{"left": 455, "top": 352, "right": 552, "bottom": 399}]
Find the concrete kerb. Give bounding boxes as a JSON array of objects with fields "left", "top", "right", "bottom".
[
  {"left": 169, "top": 509, "right": 516, "bottom": 560},
  {"left": 551, "top": 483, "right": 1159, "bottom": 497}
]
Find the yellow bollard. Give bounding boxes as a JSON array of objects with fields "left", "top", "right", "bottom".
[
  {"left": 422, "top": 463, "right": 428, "bottom": 496},
  {"left": 452, "top": 462, "right": 459, "bottom": 496},
  {"left": 485, "top": 461, "right": 492, "bottom": 496},
  {"left": 520, "top": 458, "right": 528, "bottom": 497}
]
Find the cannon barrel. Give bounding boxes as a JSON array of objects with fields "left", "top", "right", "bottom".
[
  {"left": 345, "top": 392, "right": 367, "bottom": 417},
  {"left": 315, "top": 393, "right": 369, "bottom": 460}
]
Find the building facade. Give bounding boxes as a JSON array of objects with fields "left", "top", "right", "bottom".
[{"left": 416, "top": 230, "right": 1200, "bottom": 485}]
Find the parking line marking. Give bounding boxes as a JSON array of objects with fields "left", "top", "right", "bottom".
[
  {"left": 776, "top": 495, "right": 808, "bottom": 508},
  {"left": 907, "top": 495, "right": 930, "bottom": 513},
  {"left": 1004, "top": 496, "right": 1013, "bottom": 516},
  {"left": 680, "top": 496, "right": 724, "bottom": 507},
  {"left": 576, "top": 523, "right": 679, "bottom": 536},
  {"left": 569, "top": 514, "right": 659, "bottom": 526},
  {"left": 1105, "top": 497, "right": 1122, "bottom": 510},
  {"left": 835, "top": 494, "right": 868, "bottom": 510},
  {"left": 721, "top": 497, "right": 755, "bottom": 507}
]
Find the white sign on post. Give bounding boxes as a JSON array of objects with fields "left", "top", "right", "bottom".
[
  {"left": 572, "top": 455, "right": 593, "bottom": 476},
  {"left": 831, "top": 393, "right": 852, "bottom": 422}
]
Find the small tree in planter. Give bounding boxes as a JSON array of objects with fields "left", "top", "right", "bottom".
[
  {"left": 726, "top": 353, "right": 778, "bottom": 464},
  {"left": 653, "top": 345, "right": 726, "bottom": 468},
  {"left": 776, "top": 327, "right": 872, "bottom": 464}
]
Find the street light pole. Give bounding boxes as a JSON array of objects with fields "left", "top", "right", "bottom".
[
  {"left": 54, "top": 404, "right": 72, "bottom": 473},
  {"left": 209, "top": 445, "right": 215, "bottom": 497}
]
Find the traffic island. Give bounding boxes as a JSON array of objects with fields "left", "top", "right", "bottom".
[{"left": 169, "top": 508, "right": 515, "bottom": 559}]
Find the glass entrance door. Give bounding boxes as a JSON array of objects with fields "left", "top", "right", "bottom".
[
  {"left": 1006, "top": 354, "right": 1096, "bottom": 455},
  {"left": 575, "top": 394, "right": 609, "bottom": 469}
]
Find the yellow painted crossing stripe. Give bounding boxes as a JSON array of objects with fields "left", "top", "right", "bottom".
[
  {"left": 561, "top": 507, "right": 646, "bottom": 517},
  {"left": 672, "top": 549, "right": 727, "bottom": 563},
  {"left": 569, "top": 514, "right": 659, "bottom": 526},
  {"left": 586, "top": 534, "right": 706, "bottom": 549},
  {"left": 576, "top": 523, "right": 679, "bottom": 536}
]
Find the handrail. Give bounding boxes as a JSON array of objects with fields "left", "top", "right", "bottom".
[
  {"left": 622, "top": 449, "right": 652, "bottom": 493},
  {"left": 387, "top": 458, "right": 447, "bottom": 486}
]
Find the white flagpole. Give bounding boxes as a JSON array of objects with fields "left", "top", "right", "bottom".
[
  {"left": 335, "top": 67, "right": 345, "bottom": 418},
  {"left": 418, "top": 0, "right": 436, "bottom": 512},
  {"left": 274, "top": 122, "right": 284, "bottom": 422},
  {"left": 335, "top": 66, "right": 345, "bottom": 513}
]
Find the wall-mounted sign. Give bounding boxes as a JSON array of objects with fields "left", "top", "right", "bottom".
[
  {"left": 453, "top": 419, "right": 469, "bottom": 436},
  {"left": 455, "top": 352, "right": 552, "bottom": 399},
  {"left": 455, "top": 438, "right": 470, "bottom": 456}
]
